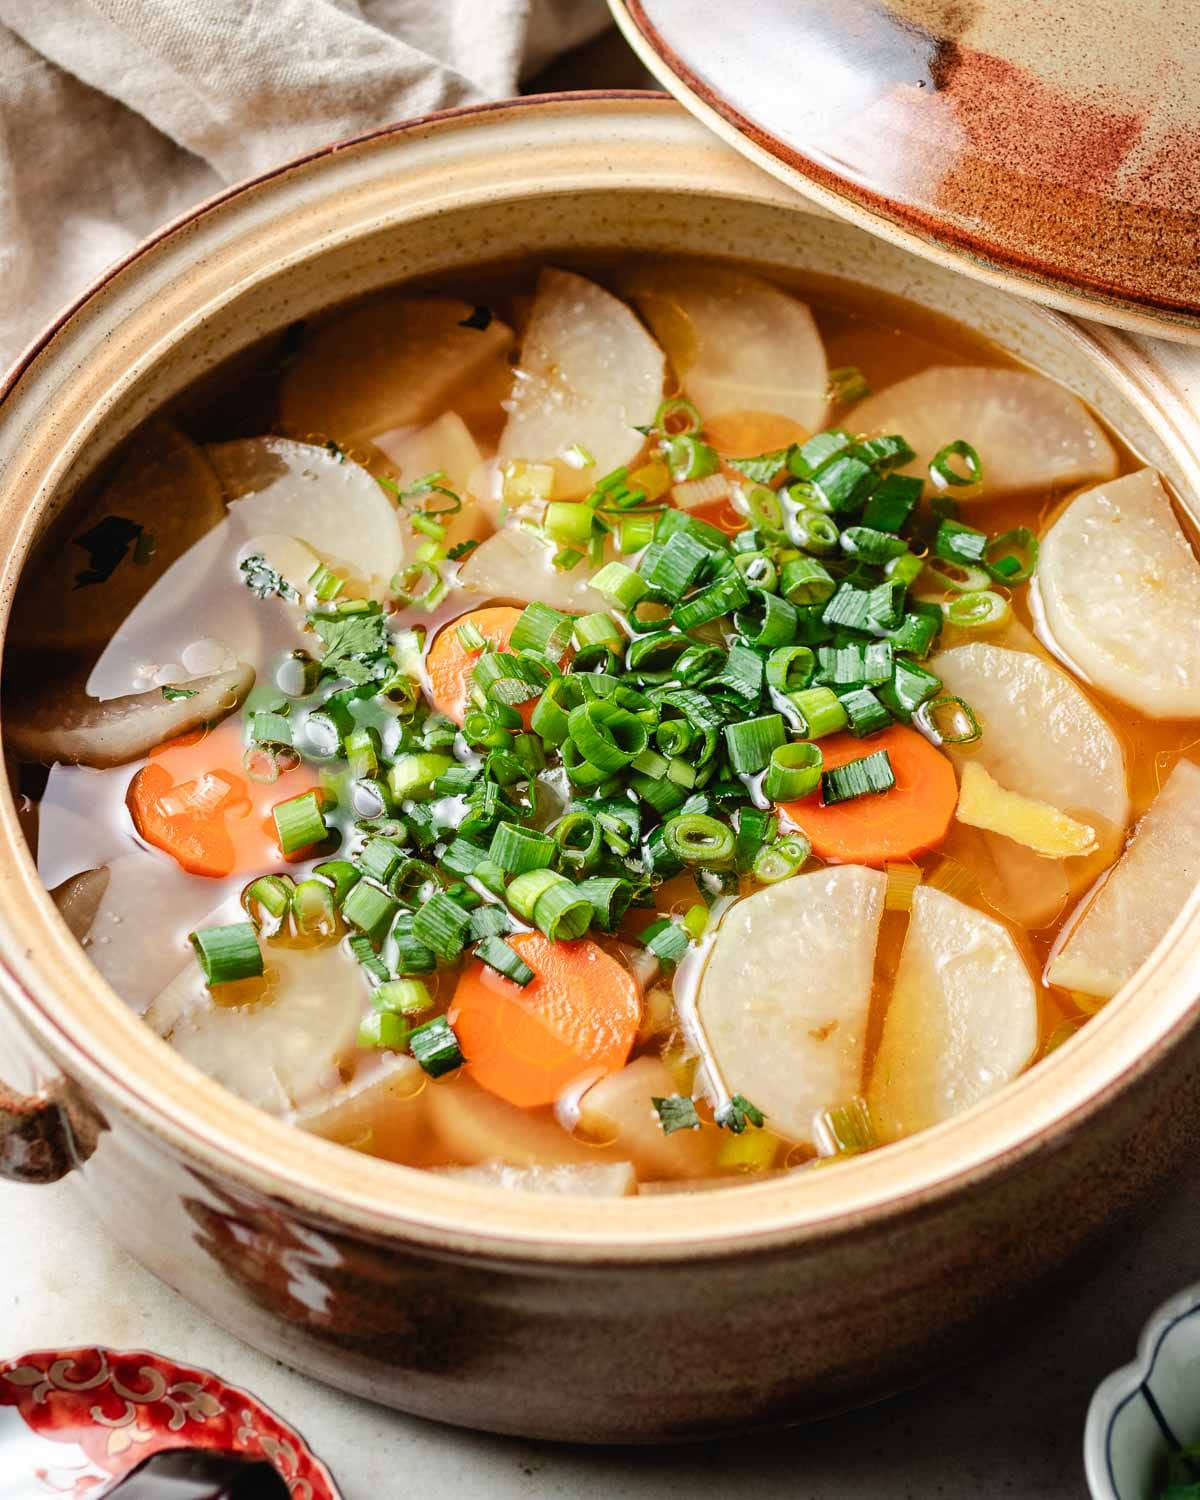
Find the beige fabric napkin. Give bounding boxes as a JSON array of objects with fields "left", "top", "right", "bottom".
[{"left": 0, "top": 0, "right": 610, "bottom": 364}]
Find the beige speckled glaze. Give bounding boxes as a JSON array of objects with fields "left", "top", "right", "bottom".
[{"left": 0, "top": 96, "right": 1199, "bottom": 1444}]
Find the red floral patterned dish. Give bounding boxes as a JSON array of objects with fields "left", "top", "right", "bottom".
[{"left": 0, "top": 1347, "right": 341, "bottom": 1498}]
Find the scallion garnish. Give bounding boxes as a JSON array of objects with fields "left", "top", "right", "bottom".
[
  {"left": 821, "top": 749, "right": 896, "bottom": 805},
  {"left": 916, "top": 695, "right": 982, "bottom": 746},
  {"left": 475, "top": 935, "right": 535, "bottom": 986},
  {"left": 929, "top": 439, "right": 982, "bottom": 488},
  {"left": 763, "top": 741, "right": 823, "bottom": 801},
  {"left": 409, "top": 1015, "right": 464, "bottom": 1077},
  {"left": 190, "top": 922, "right": 263, "bottom": 987},
  {"left": 272, "top": 789, "right": 327, "bottom": 855},
  {"left": 751, "top": 833, "right": 811, "bottom": 883},
  {"left": 714, "top": 1094, "right": 766, "bottom": 1133}
]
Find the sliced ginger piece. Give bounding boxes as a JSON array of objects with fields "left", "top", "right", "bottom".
[{"left": 955, "top": 761, "right": 1098, "bottom": 858}]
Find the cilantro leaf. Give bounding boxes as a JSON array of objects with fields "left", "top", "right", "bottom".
[
  {"left": 308, "top": 608, "right": 392, "bottom": 684},
  {"left": 239, "top": 553, "right": 297, "bottom": 601},
  {"left": 652, "top": 1095, "right": 701, "bottom": 1135}
]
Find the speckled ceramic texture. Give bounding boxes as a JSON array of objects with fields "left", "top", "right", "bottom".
[
  {"left": 0, "top": 95, "right": 1199, "bottom": 1443},
  {"left": 610, "top": 1, "right": 1200, "bottom": 342}
]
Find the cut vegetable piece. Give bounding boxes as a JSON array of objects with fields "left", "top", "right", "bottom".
[
  {"left": 12, "top": 422, "right": 226, "bottom": 657},
  {"left": 622, "top": 262, "right": 828, "bottom": 433},
  {"left": 942, "top": 822, "right": 1069, "bottom": 930},
  {"left": 146, "top": 939, "right": 367, "bottom": 1113},
  {"left": 50, "top": 867, "right": 110, "bottom": 942},
  {"left": 933, "top": 642, "right": 1130, "bottom": 838},
  {"left": 240, "top": 532, "right": 321, "bottom": 596},
  {"left": 449, "top": 931, "right": 641, "bottom": 1109},
  {"left": 296, "top": 1055, "right": 426, "bottom": 1161},
  {"left": 868, "top": 886, "right": 1038, "bottom": 1141},
  {"left": 1047, "top": 758, "right": 1200, "bottom": 999},
  {"left": 1037, "top": 468, "right": 1200, "bottom": 718},
  {"left": 425, "top": 1075, "right": 605, "bottom": 1167},
  {"left": 956, "top": 761, "right": 1098, "bottom": 857},
  {"left": 128, "top": 715, "right": 318, "bottom": 878},
  {"left": 434, "top": 1161, "right": 637, "bottom": 1196},
  {"left": 208, "top": 437, "right": 405, "bottom": 594},
  {"left": 695, "top": 866, "right": 886, "bottom": 1142},
  {"left": 279, "top": 295, "right": 514, "bottom": 444},
  {"left": 578, "top": 1057, "right": 719, "bottom": 1180},
  {"left": 456, "top": 524, "right": 609, "bottom": 613},
  {"left": 847, "top": 368, "right": 1118, "bottom": 498},
  {"left": 497, "top": 269, "right": 666, "bottom": 498},
  {"left": 778, "top": 725, "right": 957, "bottom": 865},
  {"left": 7, "top": 663, "right": 254, "bottom": 769}
]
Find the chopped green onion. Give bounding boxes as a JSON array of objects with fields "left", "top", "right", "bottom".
[
  {"left": 308, "top": 563, "right": 345, "bottom": 601},
  {"left": 866, "top": 579, "right": 906, "bottom": 629},
  {"left": 779, "top": 556, "right": 835, "bottom": 605},
  {"left": 885, "top": 552, "right": 924, "bottom": 591},
  {"left": 724, "top": 714, "right": 787, "bottom": 775},
  {"left": 935, "top": 520, "right": 989, "bottom": 567},
  {"left": 811, "top": 454, "right": 878, "bottom": 513},
  {"left": 787, "top": 510, "right": 841, "bottom": 556},
  {"left": 709, "top": 643, "right": 764, "bottom": 705},
  {"left": 735, "top": 806, "right": 777, "bottom": 872},
  {"left": 344, "top": 727, "right": 379, "bottom": 781},
  {"left": 552, "top": 810, "right": 602, "bottom": 872},
  {"left": 190, "top": 922, "right": 263, "bottom": 986},
  {"left": 790, "top": 686, "right": 849, "bottom": 739},
  {"left": 861, "top": 473, "right": 921, "bottom": 531},
  {"left": 788, "top": 429, "right": 853, "bottom": 479},
  {"left": 641, "top": 916, "right": 690, "bottom": 966},
  {"left": 409, "top": 1015, "right": 464, "bottom": 1077},
  {"left": 341, "top": 880, "right": 399, "bottom": 945},
  {"left": 827, "top": 366, "right": 870, "bottom": 405},
  {"left": 920, "top": 558, "right": 991, "bottom": 595},
  {"left": 475, "top": 935, "right": 535, "bottom": 986},
  {"left": 489, "top": 820, "right": 556, "bottom": 874},
  {"left": 763, "top": 741, "right": 823, "bottom": 800},
  {"left": 853, "top": 434, "right": 916, "bottom": 470},
  {"left": 766, "top": 645, "right": 815, "bottom": 695},
  {"left": 882, "top": 609, "right": 941, "bottom": 657},
  {"left": 671, "top": 572, "right": 750, "bottom": 631},
  {"left": 375, "top": 978, "right": 434, "bottom": 1015},
  {"left": 944, "top": 589, "right": 1012, "bottom": 631},
  {"left": 616, "top": 513, "right": 657, "bottom": 552},
  {"left": 507, "top": 869, "right": 591, "bottom": 941},
  {"left": 734, "top": 551, "right": 778, "bottom": 593},
  {"left": 930, "top": 440, "right": 982, "bottom": 488},
  {"left": 837, "top": 686, "right": 892, "bottom": 738},
  {"left": 984, "top": 527, "right": 1039, "bottom": 583},
  {"left": 567, "top": 698, "right": 649, "bottom": 772},
  {"left": 732, "top": 590, "right": 798, "bottom": 648},
  {"left": 821, "top": 583, "right": 873, "bottom": 632},
  {"left": 388, "top": 751, "right": 454, "bottom": 803},
  {"left": 821, "top": 749, "right": 896, "bottom": 805},
  {"left": 728, "top": 449, "right": 788, "bottom": 485},
  {"left": 839, "top": 526, "right": 910, "bottom": 565},
  {"left": 816, "top": 644, "right": 868, "bottom": 687},
  {"left": 655, "top": 395, "right": 703, "bottom": 435},
  {"left": 272, "top": 790, "right": 327, "bottom": 855},
  {"left": 591, "top": 560, "right": 649, "bottom": 611},
  {"left": 358, "top": 1011, "right": 410, "bottom": 1051},
  {"left": 652, "top": 1095, "right": 701, "bottom": 1134},
  {"left": 642, "top": 529, "right": 711, "bottom": 599},
  {"left": 411, "top": 890, "right": 472, "bottom": 960},
  {"left": 574, "top": 876, "right": 634, "bottom": 931},
  {"left": 661, "top": 812, "right": 736, "bottom": 867},
  {"left": 573, "top": 612, "right": 625, "bottom": 654},
  {"left": 241, "top": 873, "right": 294, "bottom": 927},
  {"left": 663, "top": 434, "right": 719, "bottom": 483},
  {"left": 877, "top": 658, "right": 942, "bottom": 722},
  {"left": 391, "top": 912, "right": 437, "bottom": 974},
  {"left": 545, "top": 500, "right": 595, "bottom": 547},
  {"left": 752, "top": 833, "right": 811, "bottom": 882},
  {"left": 814, "top": 1097, "right": 877, "bottom": 1155},
  {"left": 509, "top": 601, "right": 575, "bottom": 655},
  {"left": 468, "top": 904, "right": 511, "bottom": 941},
  {"left": 357, "top": 836, "right": 404, "bottom": 885},
  {"left": 248, "top": 710, "right": 292, "bottom": 747},
  {"left": 292, "top": 879, "right": 337, "bottom": 939},
  {"left": 347, "top": 931, "right": 390, "bottom": 983},
  {"left": 917, "top": 694, "right": 982, "bottom": 745}
]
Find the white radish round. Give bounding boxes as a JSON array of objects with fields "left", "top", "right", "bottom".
[
  {"left": 868, "top": 886, "right": 1038, "bottom": 1141},
  {"left": 1036, "top": 468, "right": 1200, "bottom": 718},
  {"left": 623, "top": 262, "right": 828, "bottom": 434},
  {"left": 933, "top": 642, "right": 1130, "bottom": 836},
  {"left": 847, "top": 367, "right": 1118, "bottom": 498},
  {"left": 209, "top": 437, "right": 406, "bottom": 592},
  {"left": 498, "top": 269, "right": 666, "bottom": 498},
  {"left": 456, "top": 524, "right": 610, "bottom": 614}
]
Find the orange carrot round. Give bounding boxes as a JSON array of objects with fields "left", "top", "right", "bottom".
[
  {"left": 426, "top": 605, "right": 548, "bottom": 728},
  {"left": 777, "top": 724, "right": 957, "bottom": 866},
  {"left": 128, "top": 717, "right": 317, "bottom": 877},
  {"left": 449, "top": 931, "right": 641, "bottom": 1109}
]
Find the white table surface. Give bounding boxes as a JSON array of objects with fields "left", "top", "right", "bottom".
[{"left": 2, "top": 1157, "right": 1197, "bottom": 1499}]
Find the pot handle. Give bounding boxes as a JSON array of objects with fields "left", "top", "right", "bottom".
[{"left": 0, "top": 1076, "right": 99, "bottom": 1183}]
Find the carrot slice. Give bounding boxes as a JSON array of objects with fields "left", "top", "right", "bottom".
[
  {"left": 426, "top": 605, "right": 546, "bottom": 727},
  {"left": 449, "top": 931, "right": 641, "bottom": 1109},
  {"left": 127, "top": 717, "right": 318, "bottom": 877},
  {"left": 777, "top": 724, "right": 957, "bottom": 866}
]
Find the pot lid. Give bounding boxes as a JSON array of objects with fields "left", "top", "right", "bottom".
[{"left": 609, "top": 0, "right": 1200, "bottom": 343}]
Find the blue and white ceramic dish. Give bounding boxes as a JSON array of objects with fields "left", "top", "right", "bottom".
[{"left": 1086, "top": 1282, "right": 1200, "bottom": 1498}]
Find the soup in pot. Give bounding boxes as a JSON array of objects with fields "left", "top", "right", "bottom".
[{"left": 6, "top": 259, "right": 1199, "bottom": 1195}]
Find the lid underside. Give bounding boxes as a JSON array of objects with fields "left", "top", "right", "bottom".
[{"left": 611, "top": 0, "right": 1200, "bottom": 342}]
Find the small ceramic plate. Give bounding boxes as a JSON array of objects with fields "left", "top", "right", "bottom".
[
  {"left": 0, "top": 1346, "right": 341, "bottom": 1498},
  {"left": 609, "top": 0, "right": 1200, "bottom": 343},
  {"left": 1086, "top": 1281, "right": 1200, "bottom": 1498}
]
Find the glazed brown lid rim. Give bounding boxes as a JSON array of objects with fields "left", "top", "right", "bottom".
[{"left": 0, "top": 93, "right": 1196, "bottom": 1259}]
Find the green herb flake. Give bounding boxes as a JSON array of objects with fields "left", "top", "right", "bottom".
[
  {"left": 715, "top": 1095, "right": 766, "bottom": 1133},
  {"left": 652, "top": 1095, "right": 702, "bottom": 1135},
  {"left": 160, "top": 685, "right": 198, "bottom": 701}
]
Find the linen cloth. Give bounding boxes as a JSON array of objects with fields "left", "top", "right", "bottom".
[{"left": 0, "top": 0, "right": 610, "bottom": 365}]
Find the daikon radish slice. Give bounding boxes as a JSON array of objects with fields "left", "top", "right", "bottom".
[
  {"left": 578, "top": 1057, "right": 720, "bottom": 1180},
  {"left": 296, "top": 1055, "right": 426, "bottom": 1162},
  {"left": 456, "top": 524, "right": 609, "bottom": 613},
  {"left": 434, "top": 1161, "right": 637, "bottom": 1196},
  {"left": 868, "top": 887, "right": 1038, "bottom": 1140},
  {"left": 1037, "top": 468, "right": 1200, "bottom": 718}
]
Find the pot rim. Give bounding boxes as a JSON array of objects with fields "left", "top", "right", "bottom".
[{"left": 1, "top": 92, "right": 1198, "bottom": 1263}]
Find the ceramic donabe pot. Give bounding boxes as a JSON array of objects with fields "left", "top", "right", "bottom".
[{"left": 0, "top": 95, "right": 1198, "bottom": 1444}]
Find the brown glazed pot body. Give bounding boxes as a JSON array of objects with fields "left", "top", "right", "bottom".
[{"left": 1, "top": 96, "right": 1199, "bottom": 1443}]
